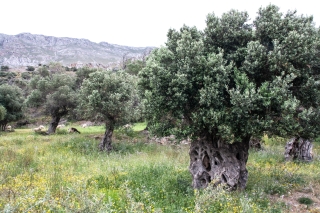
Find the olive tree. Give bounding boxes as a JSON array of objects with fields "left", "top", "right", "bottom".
[
  {"left": 0, "top": 84, "right": 25, "bottom": 130},
  {"left": 26, "top": 73, "right": 78, "bottom": 134},
  {"left": 48, "top": 62, "right": 65, "bottom": 73},
  {"left": 78, "top": 70, "right": 140, "bottom": 151},
  {"left": 139, "top": 5, "right": 320, "bottom": 190}
]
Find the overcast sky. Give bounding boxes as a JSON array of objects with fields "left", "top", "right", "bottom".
[{"left": 1, "top": 0, "right": 319, "bottom": 47}]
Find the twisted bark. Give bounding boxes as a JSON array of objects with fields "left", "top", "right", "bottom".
[
  {"left": 189, "top": 136, "right": 250, "bottom": 190},
  {"left": 47, "top": 115, "right": 60, "bottom": 134},
  {"left": 99, "top": 123, "right": 114, "bottom": 151},
  {"left": 285, "top": 137, "right": 313, "bottom": 162}
]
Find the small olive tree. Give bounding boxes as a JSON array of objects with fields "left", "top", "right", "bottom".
[
  {"left": 78, "top": 70, "right": 140, "bottom": 151},
  {"left": 26, "top": 73, "right": 78, "bottom": 134},
  {"left": 139, "top": 5, "right": 320, "bottom": 189},
  {"left": 0, "top": 84, "right": 25, "bottom": 130}
]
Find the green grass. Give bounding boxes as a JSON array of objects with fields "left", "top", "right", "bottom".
[
  {"left": 132, "top": 122, "right": 147, "bottom": 131},
  {"left": 1, "top": 127, "right": 320, "bottom": 212}
]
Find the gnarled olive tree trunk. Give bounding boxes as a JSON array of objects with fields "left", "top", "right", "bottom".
[
  {"left": 47, "top": 115, "right": 61, "bottom": 134},
  {"left": 189, "top": 136, "right": 250, "bottom": 190},
  {"left": 99, "top": 124, "right": 114, "bottom": 151},
  {"left": 284, "top": 137, "right": 313, "bottom": 162},
  {"left": 0, "top": 121, "right": 7, "bottom": 131}
]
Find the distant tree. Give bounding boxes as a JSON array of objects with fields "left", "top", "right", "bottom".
[
  {"left": 48, "top": 62, "right": 64, "bottom": 73},
  {"left": 36, "top": 65, "right": 50, "bottom": 77},
  {"left": 139, "top": 5, "right": 320, "bottom": 190},
  {"left": 121, "top": 52, "right": 130, "bottom": 70},
  {"left": 0, "top": 71, "right": 16, "bottom": 79},
  {"left": 26, "top": 73, "right": 78, "bottom": 134},
  {"left": 78, "top": 70, "right": 140, "bottom": 151},
  {"left": 0, "top": 84, "right": 25, "bottom": 130},
  {"left": 21, "top": 72, "right": 32, "bottom": 80},
  {"left": 65, "top": 66, "right": 77, "bottom": 72},
  {"left": 26, "top": 66, "right": 35, "bottom": 71},
  {"left": 1, "top": 66, "right": 9, "bottom": 71}
]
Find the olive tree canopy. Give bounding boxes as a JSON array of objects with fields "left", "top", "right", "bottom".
[
  {"left": 26, "top": 73, "right": 78, "bottom": 134},
  {"left": 139, "top": 5, "right": 320, "bottom": 189},
  {"left": 0, "top": 84, "right": 25, "bottom": 131},
  {"left": 78, "top": 70, "right": 141, "bottom": 151}
]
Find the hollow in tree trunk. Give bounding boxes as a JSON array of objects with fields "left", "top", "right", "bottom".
[
  {"left": 189, "top": 135, "right": 250, "bottom": 190},
  {"left": 47, "top": 115, "right": 61, "bottom": 134},
  {"left": 284, "top": 137, "right": 313, "bottom": 162},
  {"left": 99, "top": 124, "right": 114, "bottom": 151}
]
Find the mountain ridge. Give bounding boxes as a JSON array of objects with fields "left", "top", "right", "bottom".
[{"left": 0, "top": 33, "right": 155, "bottom": 68}]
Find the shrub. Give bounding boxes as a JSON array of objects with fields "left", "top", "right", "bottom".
[
  {"left": 26, "top": 66, "right": 35, "bottom": 71},
  {"left": 298, "top": 197, "right": 314, "bottom": 205},
  {"left": 21, "top": 72, "right": 31, "bottom": 80},
  {"left": 1, "top": 65, "right": 9, "bottom": 71}
]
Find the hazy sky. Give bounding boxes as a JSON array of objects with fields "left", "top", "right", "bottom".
[{"left": 1, "top": 0, "right": 319, "bottom": 47}]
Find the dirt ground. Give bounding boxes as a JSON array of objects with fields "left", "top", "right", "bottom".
[{"left": 270, "top": 187, "right": 320, "bottom": 212}]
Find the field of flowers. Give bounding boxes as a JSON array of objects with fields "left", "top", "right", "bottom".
[{"left": 1, "top": 124, "right": 320, "bottom": 212}]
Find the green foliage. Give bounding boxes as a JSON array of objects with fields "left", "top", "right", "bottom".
[
  {"left": 75, "top": 67, "right": 98, "bottom": 88},
  {"left": 78, "top": 70, "right": 142, "bottom": 127},
  {"left": 132, "top": 122, "right": 147, "bottom": 131},
  {"left": 53, "top": 137, "right": 100, "bottom": 155},
  {"left": 194, "top": 184, "right": 287, "bottom": 212},
  {"left": 65, "top": 66, "right": 77, "bottom": 72},
  {"left": 1, "top": 65, "right": 9, "bottom": 71},
  {"left": 36, "top": 66, "right": 50, "bottom": 77},
  {"left": 139, "top": 5, "right": 320, "bottom": 141},
  {"left": 297, "top": 197, "right": 314, "bottom": 205},
  {"left": 21, "top": 72, "right": 32, "bottom": 80},
  {"left": 117, "top": 126, "right": 136, "bottom": 137},
  {"left": 26, "top": 73, "right": 78, "bottom": 130},
  {"left": 0, "top": 84, "right": 25, "bottom": 127},
  {"left": 0, "top": 71, "right": 16, "bottom": 78},
  {"left": 125, "top": 59, "right": 145, "bottom": 75},
  {"left": 26, "top": 66, "right": 35, "bottom": 71},
  {"left": 0, "top": 104, "right": 6, "bottom": 121},
  {"left": 48, "top": 62, "right": 64, "bottom": 73}
]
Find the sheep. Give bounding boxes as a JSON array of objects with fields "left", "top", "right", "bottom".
[
  {"left": 33, "top": 125, "right": 45, "bottom": 132},
  {"left": 57, "top": 124, "right": 65, "bottom": 129},
  {"left": 6, "top": 125, "right": 12, "bottom": 131},
  {"left": 33, "top": 127, "right": 42, "bottom": 132},
  {"left": 123, "top": 124, "right": 132, "bottom": 129},
  {"left": 68, "top": 127, "right": 81, "bottom": 134}
]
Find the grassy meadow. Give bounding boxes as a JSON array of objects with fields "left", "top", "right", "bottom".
[{"left": 1, "top": 124, "right": 320, "bottom": 212}]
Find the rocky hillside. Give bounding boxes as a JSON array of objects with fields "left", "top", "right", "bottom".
[{"left": 0, "top": 33, "right": 154, "bottom": 68}]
